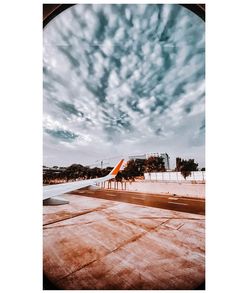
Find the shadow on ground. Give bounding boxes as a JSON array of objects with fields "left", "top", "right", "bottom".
[{"left": 43, "top": 274, "right": 205, "bottom": 290}]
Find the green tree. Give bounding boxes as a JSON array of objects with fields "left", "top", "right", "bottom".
[
  {"left": 144, "top": 156, "right": 166, "bottom": 173},
  {"left": 177, "top": 159, "right": 199, "bottom": 179},
  {"left": 121, "top": 159, "right": 146, "bottom": 179},
  {"left": 64, "top": 164, "right": 85, "bottom": 181}
]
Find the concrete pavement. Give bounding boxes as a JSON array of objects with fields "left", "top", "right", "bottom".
[{"left": 43, "top": 192, "right": 205, "bottom": 290}]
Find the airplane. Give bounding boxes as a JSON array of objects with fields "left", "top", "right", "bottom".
[{"left": 43, "top": 159, "right": 124, "bottom": 205}]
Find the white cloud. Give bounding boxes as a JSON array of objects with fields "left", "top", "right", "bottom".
[{"left": 43, "top": 4, "right": 205, "bottom": 168}]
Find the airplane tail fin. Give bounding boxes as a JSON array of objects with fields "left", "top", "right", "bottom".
[{"left": 108, "top": 159, "right": 124, "bottom": 177}]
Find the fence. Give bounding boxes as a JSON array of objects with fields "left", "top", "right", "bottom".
[
  {"left": 144, "top": 171, "right": 205, "bottom": 182},
  {"left": 99, "top": 180, "right": 128, "bottom": 190}
]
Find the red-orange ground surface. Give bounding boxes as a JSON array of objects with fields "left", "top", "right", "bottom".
[{"left": 43, "top": 191, "right": 205, "bottom": 290}]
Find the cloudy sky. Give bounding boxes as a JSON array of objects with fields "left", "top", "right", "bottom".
[{"left": 43, "top": 4, "right": 205, "bottom": 169}]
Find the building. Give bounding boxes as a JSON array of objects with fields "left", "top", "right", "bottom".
[
  {"left": 176, "top": 157, "right": 182, "bottom": 171},
  {"left": 128, "top": 154, "right": 147, "bottom": 160},
  {"left": 129, "top": 152, "right": 170, "bottom": 170},
  {"left": 158, "top": 153, "right": 170, "bottom": 170}
]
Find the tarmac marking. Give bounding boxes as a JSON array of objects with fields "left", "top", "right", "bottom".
[
  {"left": 146, "top": 195, "right": 170, "bottom": 199},
  {"left": 178, "top": 197, "right": 204, "bottom": 202},
  {"left": 168, "top": 201, "right": 188, "bottom": 206},
  {"left": 168, "top": 197, "right": 179, "bottom": 200},
  {"left": 131, "top": 197, "right": 144, "bottom": 201},
  {"left": 107, "top": 194, "right": 117, "bottom": 197}
]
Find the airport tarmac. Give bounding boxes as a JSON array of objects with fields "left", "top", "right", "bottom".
[
  {"left": 43, "top": 191, "right": 205, "bottom": 290},
  {"left": 71, "top": 189, "right": 205, "bottom": 215}
]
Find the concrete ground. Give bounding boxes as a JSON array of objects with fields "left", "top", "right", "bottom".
[{"left": 43, "top": 192, "right": 205, "bottom": 290}]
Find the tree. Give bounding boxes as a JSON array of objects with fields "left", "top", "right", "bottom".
[
  {"left": 100, "top": 167, "right": 113, "bottom": 177},
  {"left": 121, "top": 159, "right": 146, "bottom": 179},
  {"left": 177, "top": 159, "right": 199, "bottom": 179},
  {"left": 89, "top": 167, "right": 102, "bottom": 178},
  {"left": 144, "top": 156, "right": 166, "bottom": 173},
  {"left": 63, "top": 164, "right": 85, "bottom": 181}
]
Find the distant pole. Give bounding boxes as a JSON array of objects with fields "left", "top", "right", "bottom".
[{"left": 101, "top": 160, "right": 103, "bottom": 169}]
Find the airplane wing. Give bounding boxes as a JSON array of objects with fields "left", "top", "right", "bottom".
[{"left": 43, "top": 159, "right": 124, "bottom": 201}]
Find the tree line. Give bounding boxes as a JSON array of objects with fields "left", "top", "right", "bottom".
[
  {"left": 43, "top": 156, "right": 201, "bottom": 184},
  {"left": 43, "top": 164, "right": 113, "bottom": 184}
]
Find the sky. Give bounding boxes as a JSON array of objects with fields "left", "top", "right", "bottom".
[{"left": 43, "top": 4, "right": 205, "bottom": 169}]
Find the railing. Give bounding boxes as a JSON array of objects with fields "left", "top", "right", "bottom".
[{"left": 99, "top": 180, "right": 128, "bottom": 190}]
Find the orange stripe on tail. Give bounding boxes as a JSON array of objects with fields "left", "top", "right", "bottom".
[{"left": 110, "top": 159, "right": 124, "bottom": 176}]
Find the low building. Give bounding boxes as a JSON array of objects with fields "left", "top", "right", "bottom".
[{"left": 128, "top": 154, "right": 147, "bottom": 160}]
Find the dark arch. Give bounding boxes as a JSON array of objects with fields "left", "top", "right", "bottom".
[
  {"left": 43, "top": 4, "right": 205, "bottom": 28},
  {"left": 43, "top": 3, "right": 205, "bottom": 291}
]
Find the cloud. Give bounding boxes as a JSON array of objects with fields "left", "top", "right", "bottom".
[
  {"left": 45, "top": 128, "right": 78, "bottom": 142},
  {"left": 43, "top": 4, "right": 205, "bottom": 168}
]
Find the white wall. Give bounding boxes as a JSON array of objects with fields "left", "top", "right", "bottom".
[
  {"left": 101, "top": 180, "right": 205, "bottom": 198},
  {"left": 144, "top": 171, "right": 205, "bottom": 182}
]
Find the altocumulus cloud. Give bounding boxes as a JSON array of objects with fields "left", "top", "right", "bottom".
[{"left": 43, "top": 4, "right": 205, "bottom": 167}]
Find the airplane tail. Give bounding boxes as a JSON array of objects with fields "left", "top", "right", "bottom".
[{"left": 108, "top": 159, "right": 124, "bottom": 177}]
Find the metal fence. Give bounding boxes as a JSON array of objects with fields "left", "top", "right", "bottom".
[{"left": 99, "top": 181, "right": 128, "bottom": 190}]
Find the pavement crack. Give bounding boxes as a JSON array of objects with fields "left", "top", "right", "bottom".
[
  {"left": 56, "top": 218, "right": 170, "bottom": 282},
  {"left": 43, "top": 221, "right": 95, "bottom": 229},
  {"left": 43, "top": 206, "right": 109, "bottom": 227}
]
